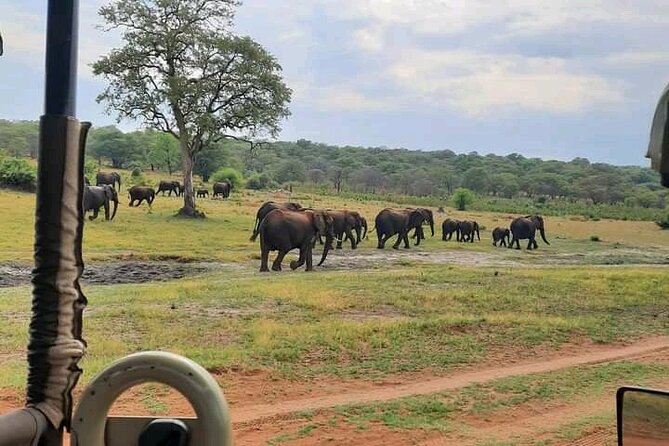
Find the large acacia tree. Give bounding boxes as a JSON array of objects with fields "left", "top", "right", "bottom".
[{"left": 93, "top": 0, "right": 291, "bottom": 216}]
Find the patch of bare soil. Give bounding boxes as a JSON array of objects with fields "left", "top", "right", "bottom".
[{"left": 0, "top": 260, "right": 226, "bottom": 288}]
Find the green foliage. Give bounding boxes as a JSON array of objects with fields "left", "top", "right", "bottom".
[
  {"left": 211, "top": 167, "right": 244, "bottom": 190},
  {"left": 148, "top": 133, "right": 181, "bottom": 175},
  {"left": 0, "top": 158, "right": 37, "bottom": 191},
  {"left": 246, "top": 172, "right": 275, "bottom": 190},
  {"left": 0, "top": 120, "right": 38, "bottom": 158},
  {"left": 84, "top": 159, "right": 99, "bottom": 182},
  {"left": 87, "top": 126, "right": 136, "bottom": 168},
  {"left": 657, "top": 215, "right": 669, "bottom": 230},
  {"left": 275, "top": 160, "right": 306, "bottom": 184},
  {"left": 452, "top": 188, "right": 475, "bottom": 211}
]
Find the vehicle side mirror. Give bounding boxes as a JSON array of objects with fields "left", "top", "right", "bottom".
[{"left": 617, "top": 386, "right": 669, "bottom": 445}]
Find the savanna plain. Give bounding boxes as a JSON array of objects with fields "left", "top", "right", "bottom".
[{"left": 1, "top": 180, "right": 668, "bottom": 445}]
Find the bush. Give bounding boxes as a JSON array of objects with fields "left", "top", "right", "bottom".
[
  {"left": 211, "top": 167, "right": 244, "bottom": 190},
  {"left": 246, "top": 172, "right": 275, "bottom": 190},
  {"left": 131, "top": 167, "right": 142, "bottom": 177},
  {"left": 0, "top": 158, "right": 37, "bottom": 191},
  {"left": 657, "top": 215, "right": 669, "bottom": 230},
  {"left": 84, "top": 159, "right": 99, "bottom": 183},
  {"left": 452, "top": 188, "right": 475, "bottom": 211},
  {"left": 590, "top": 235, "right": 601, "bottom": 242}
]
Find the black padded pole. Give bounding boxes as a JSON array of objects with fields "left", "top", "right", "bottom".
[{"left": 45, "top": 0, "right": 78, "bottom": 117}]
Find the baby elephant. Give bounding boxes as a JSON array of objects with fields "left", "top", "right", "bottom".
[
  {"left": 196, "top": 188, "right": 209, "bottom": 198},
  {"left": 492, "top": 227, "right": 511, "bottom": 247}
]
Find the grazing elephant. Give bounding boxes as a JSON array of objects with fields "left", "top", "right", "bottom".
[
  {"left": 96, "top": 171, "right": 122, "bottom": 190},
  {"left": 492, "top": 227, "right": 511, "bottom": 247},
  {"left": 250, "top": 201, "right": 304, "bottom": 241},
  {"left": 156, "top": 180, "right": 181, "bottom": 197},
  {"left": 459, "top": 220, "right": 481, "bottom": 243},
  {"left": 442, "top": 219, "right": 460, "bottom": 241},
  {"left": 213, "top": 181, "right": 231, "bottom": 198},
  {"left": 83, "top": 185, "right": 119, "bottom": 221},
  {"left": 196, "top": 188, "right": 209, "bottom": 198},
  {"left": 258, "top": 209, "right": 335, "bottom": 272},
  {"left": 509, "top": 215, "right": 550, "bottom": 250},
  {"left": 375, "top": 208, "right": 427, "bottom": 249},
  {"left": 128, "top": 186, "right": 156, "bottom": 207}
]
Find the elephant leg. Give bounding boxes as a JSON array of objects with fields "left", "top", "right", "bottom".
[
  {"left": 391, "top": 232, "right": 403, "bottom": 250},
  {"left": 104, "top": 202, "right": 110, "bottom": 220},
  {"left": 290, "top": 248, "right": 306, "bottom": 270},
  {"left": 260, "top": 245, "right": 270, "bottom": 272},
  {"left": 90, "top": 208, "right": 99, "bottom": 221},
  {"left": 305, "top": 245, "right": 314, "bottom": 271},
  {"left": 345, "top": 229, "right": 356, "bottom": 249},
  {"left": 377, "top": 232, "right": 385, "bottom": 249},
  {"left": 402, "top": 231, "right": 411, "bottom": 249},
  {"left": 272, "top": 250, "right": 287, "bottom": 271},
  {"left": 336, "top": 231, "right": 343, "bottom": 249},
  {"left": 526, "top": 239, "right": 534, "bottom": 250}
]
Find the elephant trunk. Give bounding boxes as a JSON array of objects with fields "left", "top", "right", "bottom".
[
  {"left": 110, "top": 196, "right": 118, "bottom": 220},
  {"left": 362, "top": 220, "right": 368, "bottom": 240},
  {"left": 429, "top": 219, "right": 435, "bottom": 237},
  {"left": 540, "top": 227, "right": 550, "bottom": 245},
  {"left": 318, "top": 235, "right": 333, "bottom": 266}
]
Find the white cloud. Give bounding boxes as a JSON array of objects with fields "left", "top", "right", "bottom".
[
  {"left": 317, "top": 87, "right": 392, "bottom": 111},
  {"left": 388, "top": 50, "right": 625, "bottom": 115},
  {"left": 603, "top": 51, "right": 669, "bottom": 66}
]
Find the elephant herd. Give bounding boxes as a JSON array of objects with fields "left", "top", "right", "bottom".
[
  {"left": 82, "top": 171, "right": 233, "bottom": 221},
  {"left": 253, "top": 201, "right": 551, "bottom": 272}
]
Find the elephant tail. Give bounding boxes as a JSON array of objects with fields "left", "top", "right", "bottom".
[{"left": 249, "top": 215, "right": 260, "bottom": 242}]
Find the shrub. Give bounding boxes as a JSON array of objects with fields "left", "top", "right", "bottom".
[
  {"left": 0, "top": 158, "right": 37, "bottom": 191},
  {"left": 590, "top": 235, "right": 601, "bottom": 242},
  {"left": 452, "top": 188, "right": 475, "bottom": 211},
  {"left": 657, "top": 215, "right": 669, "bottom": 230},
  {"left": 131, "top": 167, "right": 142, "bottom": 177},
  {"left": 84, "top": 159, "right": 99, "bottom": 182},
  {"left": 246, "top": 172, "right": 275, "bottom": 190},
  {"left": 211, "top": 167, "right": 244, "bottom": 190}
]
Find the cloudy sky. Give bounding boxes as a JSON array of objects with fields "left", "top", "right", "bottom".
[{"left": 2, "top": 1, "right": 669, "bottom": 165}]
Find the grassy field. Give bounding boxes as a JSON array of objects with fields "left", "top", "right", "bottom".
[{"left": 0, "top": 181, "right": 668, "bottom": 445}]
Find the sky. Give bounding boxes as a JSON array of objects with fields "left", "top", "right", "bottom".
[{"left": 2, "top": 1, "right": 669, "bottom": 166}]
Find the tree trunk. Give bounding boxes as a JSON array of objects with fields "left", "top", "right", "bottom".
[{"left": 177, "top": 141, "right": 204, "bottom": 218}]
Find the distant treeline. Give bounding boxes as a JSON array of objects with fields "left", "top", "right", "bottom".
[{"left": 1, "top": 120, "right": 667, "bottom": 221}]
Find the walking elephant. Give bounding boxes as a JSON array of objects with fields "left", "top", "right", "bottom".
[
  {"left": 128, "top": 186, "right": 156, "bottom": 207},
  {"left": 83, "top": 185, "right": 118, "bottom": 221},
  {"left": 196, "top": 188, "right": 209, "bottom": 198},
  {"left": 375, "top": 208, "right": 427, "bottom": 249},
  {"left": 250, "top": 201, "right": 304, "bottom": 242},
  {"left": 509, "top": 215, "right": 550, "bottom": 250},
  {"left": 156, "top": 180, "right": 181, "bottom": 197},
  {"left": 213, "top": 181, "right": 231, "bottom": 198},
  {"left": 442, "top": 219, "right": 460, "bottom": 242},
  {"left": 459, "top": 220, "right": 480, "bottom": 243},
  {"left": 258, "top": 209, "right": 335, "bottom": 272},
  {"left": 410, "top": 208, "right": 435, "bottom": 241},
  {"left": 492, "top": 227, "right": 511, "bottom": 247},
  {"left": 96, "top": 171, "right": 121, "bottom": 190},
  {"left": 325, "top": 210, "right": 362, "bottom": 249}
]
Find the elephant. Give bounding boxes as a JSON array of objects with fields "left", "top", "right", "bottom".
[
  {"left": 492, "top": 227, "right": 511, "bottom": 247},
  {"left": 442, "top": 219, "right": 460, "bottom": 242},
  {"left": 459, "top": 220, "right": 481, "bottom": 243},
  {"left": 96, "top": 171, "right": 121, "bottom": 190},
  {"left": 128, "top": 186, "right": 156, "bottom": 207},
  {"left": 196, "top": 188, "right": 209, "bottom": 198},
  {"left": 83, "top": 185, "right": 118, "bottom": 221},
  {"left": 213, "top": 181, "right": 231, "bottom": 199},
  {"left": 374, "top": 208, "right": 427, "bottom": 249},
  {"left": 250, "top": 201, "right": 304, "bottom": 242},
  {"left": 509, "top": 215, "right": 550, "bottom": 250},
  {"left": 156, "top": 180, "right": 181, "bottom": 197},
  {"left": 410, "top": 208, "right": 435, "bottom": 242},
  {"left": 324, "top": 210, "right": 363, "bottom": 250},
  {"left": 258, "top": 209, "right": 335, "bottom": 272}
]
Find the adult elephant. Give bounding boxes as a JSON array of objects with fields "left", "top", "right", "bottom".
[
  {"left": 258, "top": 209, "right": 335, "bottom": 272},
  {"left": 213, "top": 181, "right": 231, "bottom": 199},
  {"left": 442, "top": 219, "right": 460, "bottom": 242},
  {"left": 128, "top": 186, "right": 156, "bottom": 207},
  {"left": 96, "top": 171, "right": 121, "bottom": 190},
  {"left": 83, "top": 185, "right": 118, "bottom": 221},
  {"left": 342, "top": 213, "right": 368, "bottom": 245},
  {"left": 250, "top": 201, "right": 304, "bottom": 242},
  {"left": 156, "top": 180, "right": 181, "bottom": 197},
  {"left": 410, "top": 208, "right": 435, "bottom": 241},
  {"left": 459, "top": 220, "right": 480, "bottom": 243},
  {"left": 375, "top": 208, "right": 426, "bottom": 249},
  {"left": 492, "top": 227, "right": 511, "bottom": 247},
  {"left": 326, "top": 210, "right": 362, "bottom": 250},
  {"left": 509, "top": 215, "right": 550, "bottom": 250}
]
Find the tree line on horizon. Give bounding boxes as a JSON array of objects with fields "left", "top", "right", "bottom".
[{"left": 0, "top": 119, "right": 666, "bottom": 213}]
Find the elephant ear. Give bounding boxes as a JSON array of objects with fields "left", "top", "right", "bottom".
[{"left": 314, "top": 211, "right": 327, "bottom": 233}]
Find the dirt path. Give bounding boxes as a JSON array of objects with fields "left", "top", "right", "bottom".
[{"left": 232, "top": 337, "right": 669, "bottom": 424}]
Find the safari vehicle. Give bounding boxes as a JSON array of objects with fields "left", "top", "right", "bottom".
[{"left": 0, "top": 1, "right": 668, "bottom": 445}]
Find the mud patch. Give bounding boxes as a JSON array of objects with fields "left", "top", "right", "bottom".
[{"left": 0, "top": 260, "right": 224, "bottom": 288}]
